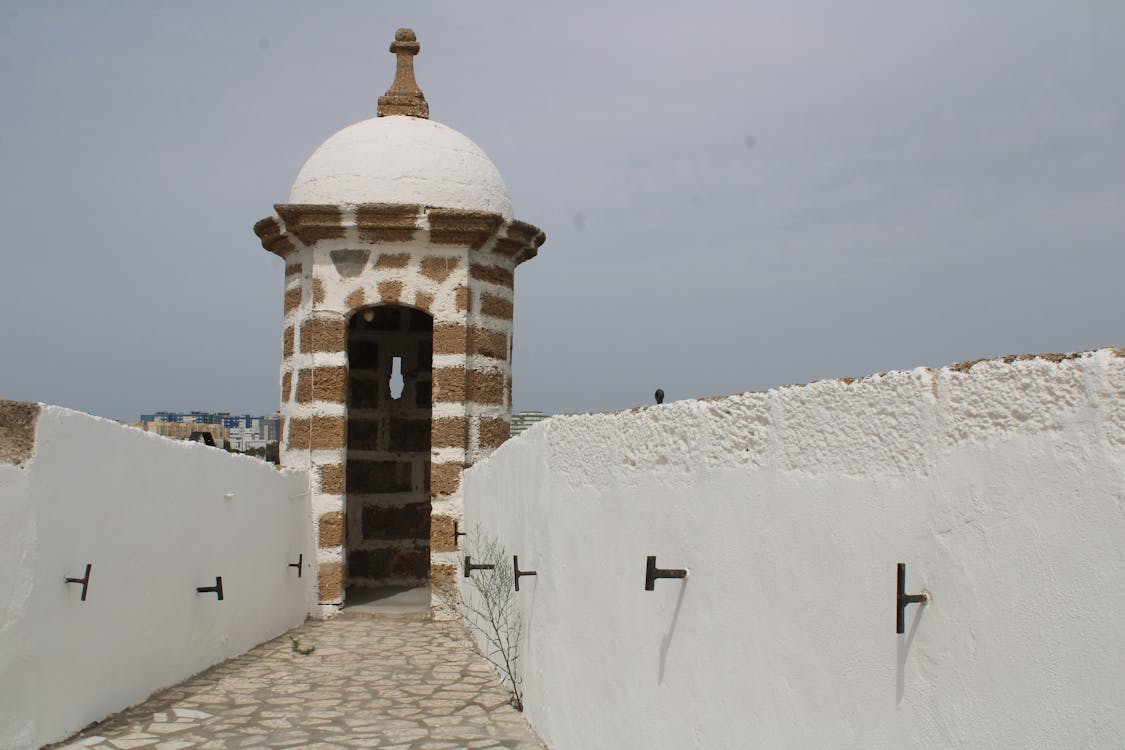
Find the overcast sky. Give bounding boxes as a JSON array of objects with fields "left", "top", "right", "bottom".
[{"left": 1, "top": 1, "right": 1122, "bottom": 421}]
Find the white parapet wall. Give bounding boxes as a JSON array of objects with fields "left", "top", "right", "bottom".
[
  {"left": 0, "top": 403, "right": 313, "bottom": 750},
  {"left": 462, "top": 349, "right": 1125, "bottom": 750}
]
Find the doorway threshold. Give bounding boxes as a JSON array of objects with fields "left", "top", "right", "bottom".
[{"left": 342, "top": 586, "right": 432, "bottom": 620}]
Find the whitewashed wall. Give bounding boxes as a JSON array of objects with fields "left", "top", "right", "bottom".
[
  {"left": 0, "top": 405, "right": 313, "bottom": 750},
  {"left": 463, "top": 349, "right": 1125, "bottom": 750}
]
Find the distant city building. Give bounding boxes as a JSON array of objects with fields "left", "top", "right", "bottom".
[
  {"left": 224, "top": 414, "right": 280, "bottom": 452},
  {"left": 133, "top": 420, "right": 230, "bottom": 444},
  {"left": 264, "top": 413, "right": 281, "bottom": 442},
  {"left": 510, "top": 411, "right": 550, "bottom": 437},
  {"left": 135, "top": 411, "right": 280, "bottom": 450},
  {"left": 139, "top": 411, "right": 232, "bottom": 426}
]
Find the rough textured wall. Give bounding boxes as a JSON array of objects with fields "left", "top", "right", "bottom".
[
  {"left": 257, "top": 204, "right": 543, "bottom": 618},
  {"left": 0, "top": 403, "right": 312, "bottom": 750},
  {"left": 463, "top": 349, "right": 1125, "bottom": 750}
]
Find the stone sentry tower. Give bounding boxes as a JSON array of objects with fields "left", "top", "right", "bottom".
[{"left": 254, "top": 29, "right": 544, "bottom": 618}]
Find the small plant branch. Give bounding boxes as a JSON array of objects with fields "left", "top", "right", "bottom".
[{"left": 458, "top": 527, "right": 525, "bottom": 711}]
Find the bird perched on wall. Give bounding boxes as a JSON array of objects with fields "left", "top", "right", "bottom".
[{"left": 655, "top": 389, "right": 664, "bottom": 405}]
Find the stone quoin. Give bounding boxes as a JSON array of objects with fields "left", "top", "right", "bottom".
[{"left": 254, "top": 28, "right": 545, "bottom": 619}]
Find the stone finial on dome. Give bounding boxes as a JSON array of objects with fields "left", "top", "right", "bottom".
[{"left": 377, "top": 28, "right": 429, "bottom": 119}]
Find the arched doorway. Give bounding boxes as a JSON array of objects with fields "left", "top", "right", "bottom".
[{"left": 345, "top": 305, "right": 433, "bottom": 599}]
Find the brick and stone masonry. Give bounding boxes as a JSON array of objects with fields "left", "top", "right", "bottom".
[
  {"left": 254, "top": 29, "right": 545, "bottom": 618},
  {"left": 345, "top": 306, "right": 432, "bottom": 590}
]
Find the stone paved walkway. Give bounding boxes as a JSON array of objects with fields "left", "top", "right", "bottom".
[{"left": 54, "top": 616, "right": 546, "bottom": 750}]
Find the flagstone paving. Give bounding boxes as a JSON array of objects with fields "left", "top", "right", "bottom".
[{"left": 53, "top": 616, "right": 546, "bottom": 750}]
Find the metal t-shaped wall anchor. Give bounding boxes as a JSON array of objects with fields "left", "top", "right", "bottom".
[
  {"left": 513, "top": 556, "right": 537, "bottom": 591},
  {"left": 289, "top": 553, "right": 303, "bottom": 577},
  {"left": 897, "top": 563, "right": 930, "bottom": 633},
  {"left": 197, "top": 576, "right": 224, "bottom": 601},
  {"left": 463, "top": 556, "right": 495, "bottom": 578},
  {"left": 645, "top": 556, "right": 688, "bottom": 591},
  {"left": 65, "top": 563, "right": 93, "bottom": 602}
]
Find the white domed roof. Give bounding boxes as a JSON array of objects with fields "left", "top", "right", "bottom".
[{"left": 288, "top": 115, "right": 513, "bottom": 218}]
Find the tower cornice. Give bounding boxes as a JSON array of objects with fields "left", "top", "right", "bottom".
[{"left": 254, "top": 204, "right": 545, "bottom": 265}]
